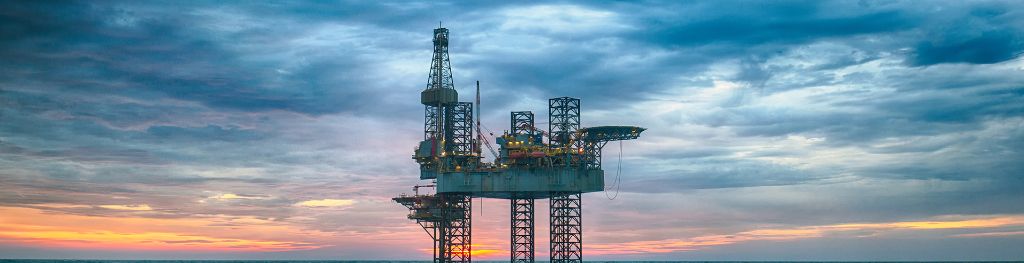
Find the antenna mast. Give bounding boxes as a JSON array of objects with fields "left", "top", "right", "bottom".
[{"left": 476, "top": 81, "right": 481, "bottom": 158}]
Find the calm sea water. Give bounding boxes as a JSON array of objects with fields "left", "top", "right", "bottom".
[{"left": 2, "top": 261, "right": 1021, "bottom": 263}]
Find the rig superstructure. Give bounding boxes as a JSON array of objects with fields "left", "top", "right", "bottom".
[{"left": 394, "top": 26, "right": 645, "bottom": 263}]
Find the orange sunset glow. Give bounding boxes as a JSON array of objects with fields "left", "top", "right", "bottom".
[
  {"left": 588, "top": 215, "right": 1024, "bottom": 255},
  {"left": 5, "top": 201, "right": 1024, "bottom": 258},
  {"left": 2, "top": 0, "right": 1024, "bottom": 261},
  {"left": 0, "top": 206, "right": 329, "bottom": 252}
]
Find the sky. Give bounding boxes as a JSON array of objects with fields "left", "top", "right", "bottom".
[{"left": 1, "top": 0, "right": 1023, "bottom": 261}]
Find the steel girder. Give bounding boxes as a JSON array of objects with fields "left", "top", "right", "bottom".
[
  {"left": 511, "top": 111, "right": 535, "bottom": 136},
  {"left": 439, "top": 193, "right": 472, "bottom": 263},
  {"left": 511, "top": 198, "right": 535, "bottom": 263},
  {"left": 427, "top": 28, "right": 455, "bottom": 91},
  {"left": 578, "top": 126, "right": 646, "bottom": 169},
  {"left": 425, "top": 105, "right": 441, "bottom": 140},
  {"left": 550, "top": 192, "right": 582, "bottom": 263},
  {"left": 549, "top": 97, "right": 581, "bottom": 149},
  {"left": 445, "top": 102, "right": 474, "bottom": 156}
]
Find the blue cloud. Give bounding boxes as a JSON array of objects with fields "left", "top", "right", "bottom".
[
  {"left": 913, "top": 31, "right": 1022, "bottom": 66},
  {"left": 1, "top": 0, "right": 1023, "bottom": 260}
]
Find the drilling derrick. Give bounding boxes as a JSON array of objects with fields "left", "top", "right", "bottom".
[
  {"left": 395, "top": 26, "right": 645, "bottom": 263},
  {"left": 404, "top": 26, "right": 474, "bottom": 263}
]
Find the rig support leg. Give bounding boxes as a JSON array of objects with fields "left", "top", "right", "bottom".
[
  {"left": 439, "top": 193, "right": 472, "bottom": 263},
  {"left": 511, "top": 198, "right": 535, "bottom": 263},
  {"left": 550, "top": 192, "right": 582, "bottom": 263}
]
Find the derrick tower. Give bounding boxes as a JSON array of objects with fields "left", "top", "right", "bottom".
[{"left": 395, "top": 26, "right": 645, "bottom": 263}]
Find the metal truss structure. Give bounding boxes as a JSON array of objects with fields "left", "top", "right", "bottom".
[
  {"left": 550, "top": 192, "right": 582, "bottom": 263},
  {"left": 440, "top": 193, "right": 472, "bottom": 263},
  {"left": 511, "top": 111, "right": 535, "bottom": 136},
  {"left": 427, "top": 27, "right": 455, "bottom": 92},
  {"left": 424, "top": 27, "right": 455, "bottom": 141},
  {"left": 397, "top": 26, "right": 645, "bottom": 263},
  {"left": 549, "top": 97, "right": 581, "bottom": 149},
  {"left": 511, "top": 197, "right": 535, "bottom": 263},
  {"left": 510, "top": 111, "right": 537, "bottom": 262},
  {"left": 579, "top": 126, "right": 645, "bottom": 169},
  {"left": 445, "top": 102, "right": 474, "bottom": 156},
  {"left": 425, "top": 105, "right": 441, "bottom": 140}
]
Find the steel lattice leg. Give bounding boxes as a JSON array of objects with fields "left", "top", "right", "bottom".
[
  {"left": 550, "top": 192, "right": 582, "bottom": 263},
  {"left": 439, "top": 193, "right": 472, "bottom": 263},
  {"left": 511, "top": 198, "right": 535, "bottom": 263}
]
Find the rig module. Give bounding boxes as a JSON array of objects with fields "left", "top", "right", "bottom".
[{"left": 394, "top": 26, "right": 645, "bottom": 263}]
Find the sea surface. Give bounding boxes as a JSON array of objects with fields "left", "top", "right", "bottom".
[{"left": 2, "top": 261, "right": 1021, "bottom": 263}]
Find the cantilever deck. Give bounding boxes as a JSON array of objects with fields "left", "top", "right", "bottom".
[
  {"left": 435, "top": 168, "right": 604, "bottom": 199},
  {"left": 394, "top": 26, "right": 645, "bottom": 263}
]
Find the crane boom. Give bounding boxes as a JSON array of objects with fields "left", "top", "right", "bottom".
[
  {"left": 517, "top": 123, "right": 550, "bottom": 137},
  {"left": 478, "top": 131, "right": 499, "bottom": 160}
]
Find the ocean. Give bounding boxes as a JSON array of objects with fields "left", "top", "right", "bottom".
[{"left": 2, "top": 261, "right": 1021, "bottom": 263}]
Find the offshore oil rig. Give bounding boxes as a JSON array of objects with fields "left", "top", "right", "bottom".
[{"left": 394, "top": 26, "right": 645, "bottom": 263}]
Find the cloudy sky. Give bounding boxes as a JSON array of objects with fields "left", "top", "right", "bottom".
[{"left": 1, "top": 0, "right": 1023, "bottom": 260}]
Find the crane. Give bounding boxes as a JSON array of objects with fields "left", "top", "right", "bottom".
[
  {"left": 395, "top": 26, "right": 646, "bottom": 263},
  {"left": 478, "top": 131, "right": 499, "bottom": 161}
]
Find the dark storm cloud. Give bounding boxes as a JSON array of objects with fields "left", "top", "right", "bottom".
[
  {"left": 0, "top": 1, "right": 415, "bottom": 117},
  {"left": 1, "top": 0, "right": 1023, "bottom": 259},
  {"left": 634, "top": 5, "right": 913, "bottom": 48},
  {"left": 462, "top": 46, "right": 693, "bottom": 111},
  {"left": 910, "top": 2, "right": 1024, "bottom": 66},
  {"left": 451, "top": 0, "right": 926, "bottom": 111},
  {"left": 145, "top": 125, "right": 262, "bottom": 142},
  {"left": 690, "top": 46, "right": 1023, "bottom": 148},
  {"left": 913, "top": 31, "right": 1022, "bottom": 66},
  {"left": 622, "top": 157, "right": 827, "bottom": 192}
]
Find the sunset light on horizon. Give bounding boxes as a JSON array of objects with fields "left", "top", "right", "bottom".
[{"left": 1, "top": 0, "right": 1023, "bottom": 261}]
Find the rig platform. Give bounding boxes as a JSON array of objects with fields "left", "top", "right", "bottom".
[{"left": 394, "top": 26, "right": 645, "bottom": 263}]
